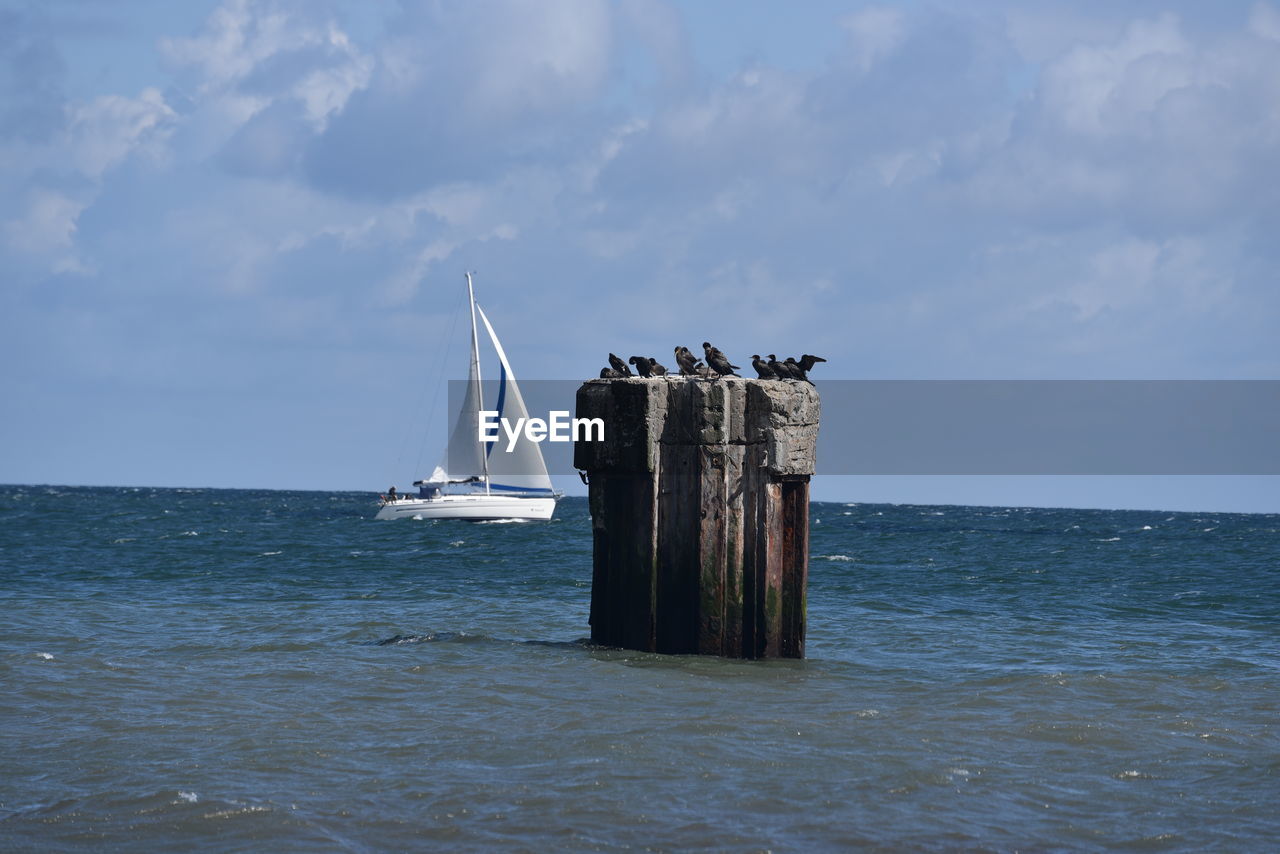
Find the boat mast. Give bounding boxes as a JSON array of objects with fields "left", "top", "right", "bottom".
[{"left": 466, "top": 271, "right": 491, "bottom": 495}]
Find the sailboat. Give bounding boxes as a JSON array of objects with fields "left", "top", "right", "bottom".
[{"left": 376, "top": 273, "right": 561, "bottom": 521}]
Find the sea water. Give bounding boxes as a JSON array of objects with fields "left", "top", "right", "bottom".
[{"left": 1, "top": 486, "right": 1277, "bottom": 851}]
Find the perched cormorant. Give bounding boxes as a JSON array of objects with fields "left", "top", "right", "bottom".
[
  {"left": 628, "top": 355, "right": 653, "bottom": 378},
  {"left": 782, "top": 357, "right": 812, "bottom": 383},
  {"left": 767, "top": 354, "right": 791, "bottom": 379},
  {"left": 751, "top": 355, "right": 777, "bottom": 379},
  {"left": 702, "top": 341, "right": 740, "bottom": 377},
  {"left": 600, "top": 367, "right": 626, "bottom": 379},
  {"left": 648, "top": 358, "right": 668, "bottom": 376},
  {"left": 608, "top": 353, "right": 632, "bottom": 376},
  {"left": 798, "top": 354, "right": 827, "bottom": 373},
  {"left": 674, "top": 346, "right": 701, "bottom": 376}
]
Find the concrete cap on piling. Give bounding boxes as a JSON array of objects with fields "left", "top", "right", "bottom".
[{"left": 574, "top": 376, "right": 819, "bottom": 476}]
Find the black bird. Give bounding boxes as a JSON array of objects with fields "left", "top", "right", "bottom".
[
  {"left": 798, "top": 354, "right": 827, "bottom": 374},
  {"left": 674, "top": 346, "right": 701, "bottom": 376},
  {"left": 702, "top": 341, "right": 740, "bottom": 377},
  {"left": 628, "top": 355, "right": 653, "bottom": 378},
  {"left": 777, "top": 355, "right": 804, "bottom": 380},
  {"left": 608, "top": 353, "right": 632, "bottom": 376},
  {"left": 600, "top": 367, "right": 626, "bottom": 379},
  {"left": 648, "top": 358, "right": 667, "bottom": 376},
  {"left": 767, "top": 354, "right": 792, "bottom": 379},
  {"left": 677, "top": 346, "right": 716, "bottom": 377},
  {"left": 782, "top": 357, "right": 812, "bottom": 383},
  {"left": 751, "top": 355, "right": 777, "bottom": 379}
]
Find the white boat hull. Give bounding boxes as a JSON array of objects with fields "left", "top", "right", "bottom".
[{"left": 375, "top": 494, "right": 557, "bottom": 521}]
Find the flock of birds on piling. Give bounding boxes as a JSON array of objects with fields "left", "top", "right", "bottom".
[{"left": 598, "top": 343, "right": 826, "bottom": 384}]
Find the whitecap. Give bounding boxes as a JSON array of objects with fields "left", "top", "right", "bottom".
[
  {"left": 449, "top": 540, "right": 465, "bottom": 547},
  {"left": 822, "top": 554, "right": 855, "bottom": 562},
  {"left": 1097, "top": 537, "right": 1121, "bottom": 542},
  {"left": 177, "top": 791, "right": 199, "bottom": 803},
  {"left": 204, "top": 805, "right": 271, "bottom": 820},
  {"left": 35, "top": 652, "right": 53, "bottom": 660},
  {"left": 1141, "top": 525, "right": 1153, "bottom": 531},
  {"left": 259, "top": 551, "right": 282, "bottom": 557}
]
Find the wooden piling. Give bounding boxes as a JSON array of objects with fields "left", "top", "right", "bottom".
[{"left": 574, "top": 377, "right": 819, "bottom": 658}]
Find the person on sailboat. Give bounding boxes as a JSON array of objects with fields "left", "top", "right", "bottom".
[{"left": 387, "top": 486, "right": 397, "bottom": 502}]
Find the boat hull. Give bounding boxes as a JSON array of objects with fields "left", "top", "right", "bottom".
[{"left": 375, "top": 494, "right": 557, "bottom": 521}]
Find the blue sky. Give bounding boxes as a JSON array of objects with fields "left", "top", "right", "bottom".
[{"left": 2, "top": 0, "right": 1277, "bottom": 512}]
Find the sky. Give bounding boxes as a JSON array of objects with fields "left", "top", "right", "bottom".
[{"left": 2, "top": 0, "right": 1278, "bottom": 512}]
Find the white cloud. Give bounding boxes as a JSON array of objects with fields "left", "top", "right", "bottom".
[
  {"left": 382, "top": 239, "right": 459, "bottom": 306},
  {"left": 7, "top": 1, "right": 1279, "bottom": 377},
  {"left": 1037, "top": 13, "right": 1192, "bottom": 138},
  {"left": 1066, "top": 238, "right": 1163, "bottom": 319},
  {"left": 841, "top": 6, "right": 907, "bottom": 74},
  {"left": 294, "top": 29, "right": 374, "bottom": 128},
  {"left": 3, "top": 189, "right": 86, "bottom": 255},
  {"left": 0, "top": 85, "right": 177, "bottom": 276},
  {"left": 1250, "top": 1, "right": 1280, "bottom": 41},
  {"left": 162, "top": 0, "right": 320, "bottom": 93},
  {"left": 959, "top": 8, "right": 1280, "bottom": 235},
  {"left": 161, "top": 0, "right": 371, "bottom": 159},
  {"left": 69, "top": 88, "right": 175, "bottom": 177},
  {"left": 460, "top": 0, "right": 612, "bottom": 121},
  {"left": 305, "top": 0, "right": 615, "bottom": 198},
  {"left": 616, "top": 0, "right": 695, "bottom": 92},
  {"left": 1004, "top": 6, "right": 1127, "bottom": 66}
]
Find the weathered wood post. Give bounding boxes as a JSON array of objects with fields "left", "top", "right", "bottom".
[{"left": 574, "top": 377, "right": 819, "bottom": 658}]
